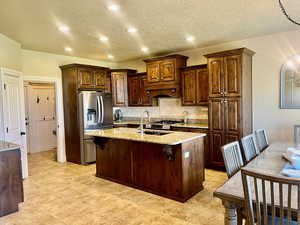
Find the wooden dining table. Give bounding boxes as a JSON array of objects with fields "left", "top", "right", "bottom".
[{"left": 214, "top": 142, "right": 298, "bottom": 225}]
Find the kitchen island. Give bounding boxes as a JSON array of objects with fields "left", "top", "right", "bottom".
[{"left": 86, "top": 128, "right": 206, "bottom": 202}]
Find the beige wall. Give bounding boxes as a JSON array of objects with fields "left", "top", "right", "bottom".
[
  {"left": 21, "top": 49, "right": 117, "bottom": 77},
  {"left": 0, "top": 33, "right": 21, "bottom": 70},
  {"left": 118, "top": 30, "right": 300, "bottom": 142}
]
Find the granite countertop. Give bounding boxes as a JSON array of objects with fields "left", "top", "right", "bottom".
[
  {"left": 86, "top": 128, "right": 206, "bottom": 145},
  {"left": 0, "top": 141, "right": 20, "bottom": 152},
  {"left": 113, "top": 121, "right": 209, "bottom": 129}
]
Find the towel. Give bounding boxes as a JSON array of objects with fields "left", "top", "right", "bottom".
[{"left": 281, "top": 163, "right": 300, "bottom": 178}]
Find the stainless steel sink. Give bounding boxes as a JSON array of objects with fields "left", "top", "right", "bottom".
[{"left": 137, "top": 130, "right": 170, "bottom": 136}]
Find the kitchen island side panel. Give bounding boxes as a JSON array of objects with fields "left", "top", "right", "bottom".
[{"left": 94, "top": 136, "right": 204, "bottom": 202}]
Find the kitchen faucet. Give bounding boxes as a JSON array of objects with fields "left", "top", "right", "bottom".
[
  {"left": 140, "top": 110, "right": 150, "bottom": 134},
  {"left": 183, "top": 111, "right": 188, "bottom": 124}
]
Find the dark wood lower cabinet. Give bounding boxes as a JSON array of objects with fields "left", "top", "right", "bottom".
[
  {"left": 0, "top": 148, "right": 24, "bottom": 217},
  {"left": 94, "top": 137, "right": 205, "bottom": 202},
  {"left": 209, "top": 132, "right": 224, "bottom": 169}
]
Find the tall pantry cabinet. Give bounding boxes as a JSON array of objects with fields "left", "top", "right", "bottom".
[{"left": 204, "top": 48, "right": 255, "bottom": 169}]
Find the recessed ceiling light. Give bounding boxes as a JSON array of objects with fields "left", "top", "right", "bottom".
[
  {"left": 108, "top": 54, "right": 114, "bottom": 59},
  {"left": 59, "top": 25, "right": 70, "bottom": 33},
  {"left": 107, "top": 4, "right": 120, "bottom": 11},
  {"left": 65, "top": 47, "right": 72, "bottom": 52},
  {"left": 141, "top": 47, "right": 149, "bottom": 52},
  {"left": 99, "top": 36, "right": 109, "bottom": 41},
  {"left": 186, "top": 36, "right": 195, "bottom": 42},
  {"left": 127, "top": 27, "right": 137, "bottom": 33}
]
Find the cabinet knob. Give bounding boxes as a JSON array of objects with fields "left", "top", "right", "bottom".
[{"left": 171, "top": 89, "right": 176, "bottom": 93}]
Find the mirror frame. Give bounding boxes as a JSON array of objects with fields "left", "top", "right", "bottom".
[{"left": 280, "top": 56, "right": 300, "bottom": 109}]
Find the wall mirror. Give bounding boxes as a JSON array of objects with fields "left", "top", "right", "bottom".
[{"left": 280, "top": 55, "right": 300, "bottom": 109}]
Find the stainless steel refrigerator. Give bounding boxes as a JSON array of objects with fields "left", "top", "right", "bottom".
[{"left": 79, "top": 91, "right": 113, "bottom": 164}]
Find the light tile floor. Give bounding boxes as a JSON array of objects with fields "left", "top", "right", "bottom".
[{"left": 0, "top": 150, "right": 227, "bottom": 225}]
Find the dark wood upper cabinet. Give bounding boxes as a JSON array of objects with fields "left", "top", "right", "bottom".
[
  {"left": 128, "top": 76, "right": 141, "bottom": 106},
  {"left": 207, "top": 57, "right": 224, "bottom": 98},
  {"left": 140, "top": 76, "right": 152, "bottom": 106},
  {"left": 105, "top": 73, "right": 112, "bottom": 94},
  {"left": 128, "top": 73, "right": 154, "bottom": 107},
  {"left": 94, "top": 70, "right": 107, "bottom": 88},
  {"left": 112, "top": 72, "right": 127, "bottom": 106},
  {"left": 60, "top": 63, "right": 110, "bottom": 164},
  {"left": 182, "top": 70, "right": 197, "bottom": 105},
  {"left": 196, "top": 68, "right": 209, "bottom": 104},
  {"left": 160, "top": 59, "right": 176, "bottom": 81},
  {"left": 144, "top": 55, "right": 188, "bottom": 98},
  {"left": 181, "top": 65, "right": 208, "bottom": 106},
  {"left": 78, "top": 68, "right": 95, "bottom": 89},
  {"left": 224, "top": 55, "right": 241, "bottom": 97},
  {"left": 147, "top": 62, "right": 160, "bottom": 83},
  {"left": 75, "top": 66, "right": 109, "bottom": 90},
  {"left": 111, "top": 69, "right": 137, "bottom": 107},
  {"left": 204, "top": 48, "right": 255, "bottom": 169}
]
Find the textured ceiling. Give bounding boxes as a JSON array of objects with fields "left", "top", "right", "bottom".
[{"left": 0, "top": 0, "right": 300, "bottom": 62}]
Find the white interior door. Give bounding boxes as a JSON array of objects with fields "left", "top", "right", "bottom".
[
  {"left": 1, "top": 68, "right": 28, "bottom": 178},
  {"left": 3, "top": 75, "right": 22, "bottom": 143},
  {"left": 28, "top": 84, "right": 57, "bottom": 153}
]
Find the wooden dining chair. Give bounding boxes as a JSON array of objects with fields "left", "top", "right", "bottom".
[
  {"left": 255, "top": 129, "right": 269, "bottom": 152},
  {"left": 241, "top": 168, "right": 299, "bottom": 225},
  {"left": 221, "top": 141, "right": 244, "bottom": 178},
  {"left": 241, "top": 134, "right": 259, "bottom": 163}
]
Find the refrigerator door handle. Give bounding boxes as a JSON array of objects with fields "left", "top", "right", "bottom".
[
  {"left": 97, "top": 96, "right": 102, "bottom": 123},
  {"left": 100, "top": 96, "right": 104, "bottom": 123}
]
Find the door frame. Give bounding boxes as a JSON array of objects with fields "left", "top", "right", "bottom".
[
  {"left": 0, "top": 67, "right": 28, "bottom": 178},
  {"left": 23, "top": 76, "right": 66, "bottom": 163}
]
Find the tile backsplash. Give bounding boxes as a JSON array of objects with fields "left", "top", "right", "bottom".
[{"left": 113, "top": 98, "right": 208, "bottom": 122}]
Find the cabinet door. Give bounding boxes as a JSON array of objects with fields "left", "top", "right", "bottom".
[
  {"left": 132, "top": 142, "right": 181, "bottom": 197},
  {"left": 224, "top": 133, "right": 239, "bottom": 145},
  {"left": 209, "top": 132, "right": 224, "bottom": 167},
  {"left": 224, "top": 98, "right": 240, "bottom": 134},
  {"left": 94, "top": 70, "right": 106, "bottom": 88},
  {"left": 128, "top": 76, "right": 141, "bottom": 106},
  {"left": 209, "top": 98, "right": 225, "bottom": 132},
  {"left": 147, "top": 62, "right": 160, "bottom": 83},
  {"left": 160, "top": 59, "right": 176, "bottom": 81},
  {"left": 112, "top": 72, "right": 127, "bottom": 106},
  {"left": 182, "top": 70, "right": 197, "bottom": 105},
  {"left": 96, "top": 139, "right": 132, "bottom": 184},
  {"left": 196, "top": 69, "right": 209, "bottom": 105},
  {"left": 140, "top": 76, "right": 152, "bottom": 106},
  {"left": 78, "top": 68, "right": 94, "bottom": 88},
  {"left": 208, "top": 57, "right": 224, "bottom": 98},
  {"left": 224, "top": 55, "right": 241, "bottom": 97},
  {"left": 105, "top": 74, "right": 111, "bottom": 93}
]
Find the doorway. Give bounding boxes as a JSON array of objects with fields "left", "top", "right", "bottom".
[{"left": 24, "top": 81, "right": 57, "bottom": 155}]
